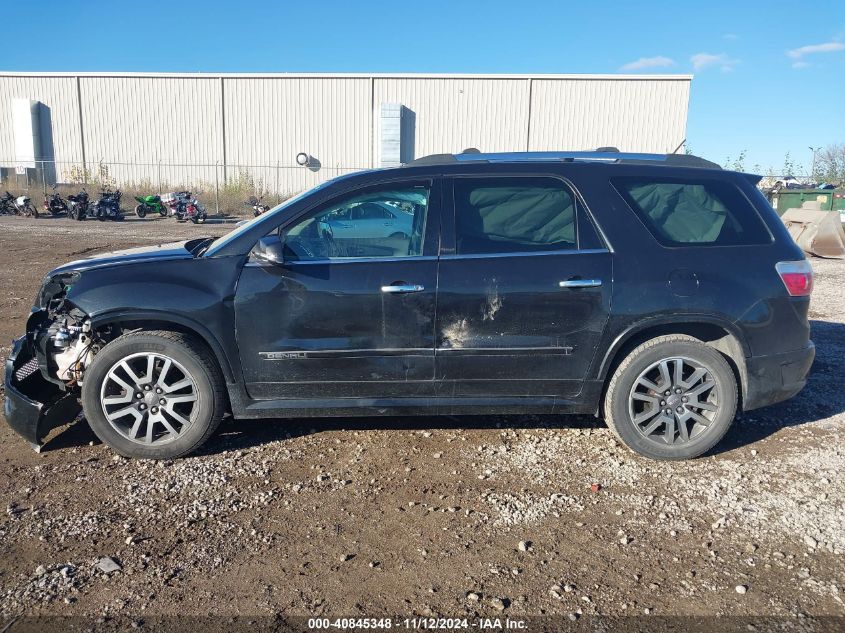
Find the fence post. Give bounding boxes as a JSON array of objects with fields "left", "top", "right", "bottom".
[
  {"left": 215, "top": 161, "right": 220, "bottom": 216},
  {"left": 157, "top": 160, "right": 162, "bottom": 193}
]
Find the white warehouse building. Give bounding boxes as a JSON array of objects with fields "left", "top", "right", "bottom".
[{"left": 0, "top": 72, "right": 691, "bottom": 193}]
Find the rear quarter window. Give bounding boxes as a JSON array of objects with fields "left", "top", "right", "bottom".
[{"left": 612, "top": 177, "right": 772, "bottom": 246}]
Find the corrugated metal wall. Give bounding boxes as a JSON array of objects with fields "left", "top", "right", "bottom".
[
  {"left": 373, "top": 77, "right": 531, "bottom": 156},
  {"left": 0, "top": 75, "right": 82, "bottom": 164},
  {"left": 0, "top": 73, "right": 691, "bottom": 192},
  {"left": 223, "top": 77, "right": 371, "bottom": 192},
  {"left": 528, "top": 78, "right": 690, "bottom": 153},
  {"left": 78, "top": 76, "right": 223, "bottom": 187}
]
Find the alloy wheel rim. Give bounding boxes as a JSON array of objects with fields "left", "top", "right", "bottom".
[
  {"left": 627, "top": 356, "right": 719, "bottom": 446},
  {"left": 100, "top": 352, "right": 198, "bottom": 445}
]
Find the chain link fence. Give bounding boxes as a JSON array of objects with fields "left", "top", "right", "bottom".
[{"left": 0, "top": 159, "right": 368, "bottom": 217}]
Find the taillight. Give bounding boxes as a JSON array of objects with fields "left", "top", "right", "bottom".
[{"left": 775, "top": 260, "right": 813, "bottom": 296}]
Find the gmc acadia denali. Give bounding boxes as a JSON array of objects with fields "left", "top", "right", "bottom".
[{"left": 4, "top": 151, "right": 815, "bottom": 460}]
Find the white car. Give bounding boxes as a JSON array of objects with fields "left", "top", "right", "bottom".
[{"left": 326, "top": 201, "right": 413, "bottom": 240}]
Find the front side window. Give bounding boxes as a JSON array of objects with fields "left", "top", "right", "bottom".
[
  {"left": 613, "top": 177, "right": 771, "bottom": 246},
  {"left": 282, "top": 185, "right": 429, "bottom": 260},
  {"left": 453, "top": 177, "right": 576, "bottom": 254}
]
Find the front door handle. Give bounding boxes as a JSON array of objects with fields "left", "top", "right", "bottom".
[
  {"left": 381, "top": 284, "right": 425, "bottom": 294},
  {"left": 559, "top": 279, "right": 602, "bottom": 289}
]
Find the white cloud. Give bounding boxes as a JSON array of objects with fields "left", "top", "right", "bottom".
[
  {"left": 691, "top": 52, "right": 739, "bottom": 72},
  {"left": 619, "top": 56, "right": 675, "bottom": 71},
  {"left": 787, "top": 41, "right": 845, "bottom": 59},
  {"left": 792, "top": 61, "right": 811, "bottom": 69}
]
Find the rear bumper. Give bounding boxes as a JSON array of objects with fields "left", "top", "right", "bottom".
[
  {"left": 743, "top": 341, "right": 815, "bottom": 411},
  {"left": 4, "top": 336, "right": 81, "bottom": 450}
]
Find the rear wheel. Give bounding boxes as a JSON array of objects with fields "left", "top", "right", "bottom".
[
  {"left": 604, "top": 334, "right": 737, "bottom": 460},
  {"left": 81, "top": 331, "right": 226, "bottom": 459}
]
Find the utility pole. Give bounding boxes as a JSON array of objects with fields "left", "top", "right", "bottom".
[{"left": 808, "top": 146, "right": 819, "bottom": 180}]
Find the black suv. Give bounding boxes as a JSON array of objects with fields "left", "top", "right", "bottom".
[{"left": 4, "top": 151, "right": 815, "bottom": 460}]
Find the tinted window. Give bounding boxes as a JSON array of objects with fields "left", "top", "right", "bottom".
[
  {"left": 282, "top": 186, "right": 429, "bottom": 260},
  {"left": 614, "top": 178, "right": 771, "bottom": 246},
  {"left": 454, "top": 177, "right": 576, "bottom": 254}
]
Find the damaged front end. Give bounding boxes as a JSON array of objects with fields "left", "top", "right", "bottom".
[{"left": 4, "top": 272, "right": 101, "bottom": 450}]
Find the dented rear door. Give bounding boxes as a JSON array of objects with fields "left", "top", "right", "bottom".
[{"left": 434, "top": 174, "right": 612, "bottom": 400}]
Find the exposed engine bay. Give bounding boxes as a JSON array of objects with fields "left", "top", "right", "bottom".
[{"left": 33, "top": 272, "right": 112, "bottom": 389}]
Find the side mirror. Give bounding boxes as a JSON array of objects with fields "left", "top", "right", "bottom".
[{"left": 251, "top": 235, "right": 285, "bottom": 265}]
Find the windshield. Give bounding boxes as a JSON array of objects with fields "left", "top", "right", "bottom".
[{"left": 203, "top": 182, "right": 331, "bottom": 257}]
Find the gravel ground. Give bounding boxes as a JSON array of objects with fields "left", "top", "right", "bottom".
[{"left": 0, "top": 215, "right": 842, "bottom": 626}]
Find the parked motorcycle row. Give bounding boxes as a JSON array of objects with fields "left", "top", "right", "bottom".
[{"left": 0, "top": 186, "right": 211, "bottom": 223}]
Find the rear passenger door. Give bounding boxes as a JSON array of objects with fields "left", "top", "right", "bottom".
[{"left": 435, "top": 175, "right": 612, "bottom": 401}]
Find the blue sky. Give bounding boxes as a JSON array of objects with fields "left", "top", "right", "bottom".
[{"left": 4, "top": 0, "right": 844, "bottom": 174}]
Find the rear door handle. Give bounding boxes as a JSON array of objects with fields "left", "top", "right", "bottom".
[
  {"left": 381, "top": 284, "right": 425, "bottom": 294},
  {"left": 559, "top": 279, "right": 602, "bottom": 288}
]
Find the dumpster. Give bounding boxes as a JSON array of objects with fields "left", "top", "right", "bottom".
[{"left": 772, "top": 188, "right": 845, "bottom": 222}]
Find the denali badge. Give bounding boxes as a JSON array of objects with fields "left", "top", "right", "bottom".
[{"left": 260, "top": 351, "right": 308, "bottom": 360}]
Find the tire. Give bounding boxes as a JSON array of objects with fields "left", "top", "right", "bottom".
[
  {"left": 603, "top": 334, "right": 737, "bottom": 460},
  {"left": 159, "top": 208, "right": 167, "bottom": 217},
  {"left": 29, "top": 203, "right": 38, "bottom": 218},
  {"left": 81, "top": 330, "right": 226, "bottom": 459},
  {"left": 135, "top": 204, "right": 146, "bottom": 218}
]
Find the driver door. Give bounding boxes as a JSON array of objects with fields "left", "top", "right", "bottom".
[{"left": 234, "top": 179, "right": 441, "bottom": 400}]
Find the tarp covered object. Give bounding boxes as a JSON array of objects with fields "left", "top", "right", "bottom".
[{"left": 781, "top": 201, "right": 845, "bottom": 259}]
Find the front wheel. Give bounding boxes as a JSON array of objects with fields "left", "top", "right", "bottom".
[
  {"left": 604, "top": 334, "right": 737, "bottom": 461},
  {"left": 81, "top": 331, "right": 226, "bottom": 459},
  {"left": 29, "top": 203, "right": 39, "bottom": 218},
  {"left": 135, "top": 204, "right": 147, "bottom": 218}
]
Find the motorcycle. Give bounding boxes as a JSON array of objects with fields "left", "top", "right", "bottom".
[
  {"left": 164, "top": 191, "right": 206, "bottom": 223},
  {"left": 91, "top": 188, "right": 123, "bottom": 221},
  {"left": 245, "top": 195, "right": 270, "bottom": 217},
  {"left": 181, "top": 197, "right": 207, "bottom": 224},
  {"left": 163, "top": 191, "right": 191, "bottom": 218},
  {"left": 67, "top": 188, "right": 89, "bottom": 221},
  {"left": 4, "top": 191, "right": 38, "bottom": 217},
  {"left": 0, "top": 191, "right": 16, "bottom": 215},
  {"left": 134, "top": 194, "right": 167, "bottom": 218},
  {"left": 43, "top": 186, "right": 68, "bottom": 216}
]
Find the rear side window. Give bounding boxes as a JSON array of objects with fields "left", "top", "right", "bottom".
[
  {"left": 454, "top": 177, "right": 576, "bottom": 254},
  {"left": 613, "top": 177, "right": 771, "bottom": 246}
]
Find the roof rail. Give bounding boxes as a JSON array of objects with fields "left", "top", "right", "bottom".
[{"left": 406, "top": 150, "right": 721, "bottom": 169}]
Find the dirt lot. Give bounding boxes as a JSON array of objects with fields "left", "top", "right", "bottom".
[{"left": 0, "top": 214, "right": 842, "bottom": 627}]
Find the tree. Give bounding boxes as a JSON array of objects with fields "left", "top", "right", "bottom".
[
  {"left": 781, "top": 152, "right": 803, "bottom": 178},
  {"left": 814, "top": 143, "right": 845, "bottom": 183}
]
